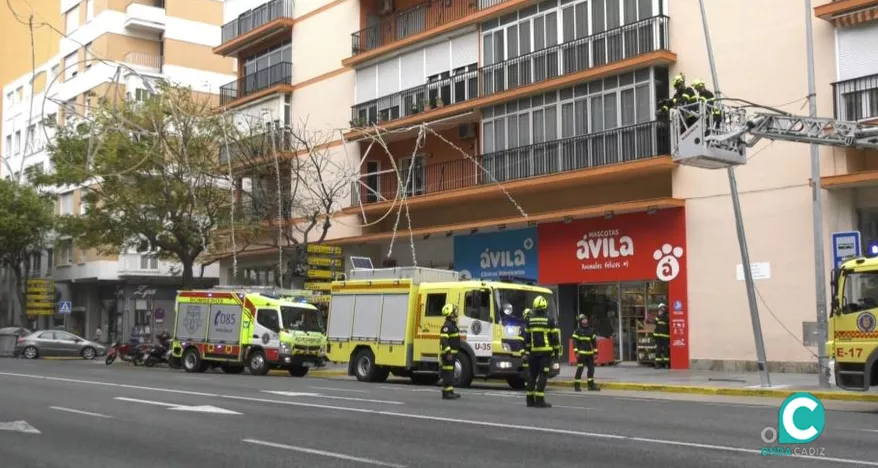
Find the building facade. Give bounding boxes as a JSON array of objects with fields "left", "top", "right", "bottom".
[
  {"left": 0, "top": 0, "right": 234, "bottom": 341},
  {"left": 210, "top": 0, "right": 878, "bottom": 372}
]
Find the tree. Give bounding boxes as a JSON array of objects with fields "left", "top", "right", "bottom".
[
  {"left": 38, "top": 82, "right": 233, "bottom": 288},
  {"left": 0, "top": 178, "right": 55, "bottom": 325}
]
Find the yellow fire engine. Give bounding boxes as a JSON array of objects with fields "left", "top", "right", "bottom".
[
  {"left": 170, "top": 287, "right": 327, "bottom": 376},
  {"left": 325, "top": 267, "right": 560, "bottom": 389},
  {"left": 829, "top": 257, "right": 878, "bottom": 391}
]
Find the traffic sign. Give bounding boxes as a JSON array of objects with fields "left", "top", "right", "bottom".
[
  {"left": 58, "top": 301, "right": 72, "bottom": 315},
  {"left": 832, "top": 231, "right": 861, "bottom": 268},
  {"left": 306, "top": 244, "right": 342, "bottom": 256},
  {"left": 306, "top": 256, "right": 342, "bottom": 268}
]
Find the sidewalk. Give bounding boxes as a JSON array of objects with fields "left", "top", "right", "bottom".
[{"left": 307, "top": 362, "right": 878, "bottom": 402}]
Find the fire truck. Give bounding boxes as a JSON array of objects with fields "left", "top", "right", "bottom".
[
  {"left": 170, "top": 287, "right": 327, "bottom": 376},
  {"left": 828, "top": 256, "right": 878, "bottom": 391},
  {"left": 325, "top": 267, "right": 561, "bottom": 390}
]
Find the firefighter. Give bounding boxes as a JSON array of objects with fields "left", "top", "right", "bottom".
[
  {"left": 653, "top": 303, "right": 670, "bottom": 369},
  {"left": 520, "top": 308, "right": 532, "bottom": 372},
  {"left": 692, "top": 79, "right": 722, "bottom": 129},
  {"left": 671, "top": 73, "right": 698, "bottom": 127},
  {"left": 439, "top": 303, "right": 461, "bottom": 400},
  {"left": 572, "top": 314, "right": 600, "bottom": 392},
  {"left": 655, "top": 98, "right": 673, "bottom": 121},
  {"left": 523, "top": 296, "right": 561, "bottom": 408}
]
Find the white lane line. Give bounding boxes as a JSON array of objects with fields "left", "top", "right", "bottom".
[
  {"left": 114, "top": 397, "right": 178, "bottom": 407},
  {"left": 49, "top": 406, "right": 112, "bottom": 419},
  {"left": 243, "top": 439, "right": 406, "bottom": 467},
  {"left": 860, "top": 429, "right": 878, "bottom": 433},
  {"left": 262, "top": 390, "right": 403, "bottom": 405},
  {"left": 309, "top": 386, "right": 370, "bottom": 394},
  {"left": 553, "top": 405, "right": 598, "bottom": 411},
  {"left": 5, "top": 371, "right": 877, "bottom": 467}
]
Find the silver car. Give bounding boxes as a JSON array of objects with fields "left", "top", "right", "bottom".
[{"left": 14, "top": 330, "right": 106, "bottom": 360}]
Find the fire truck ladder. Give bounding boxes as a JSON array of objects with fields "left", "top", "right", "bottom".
[{"left": 670, "top": 101, "right": 878, "bottom": 169}]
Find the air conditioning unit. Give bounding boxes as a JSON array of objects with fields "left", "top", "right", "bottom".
[
  {"left": 379, "top": 0, "right": 394, "bottom": 14},
  {"left": 457, "top": 123, "right": 475, "bottom": 139}
]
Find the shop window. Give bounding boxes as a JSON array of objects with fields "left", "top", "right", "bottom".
[
  {"left": 424, "top": 293, "right": 447, "bottom": 317},
  {"left": 464, "top": 290, "right": 492, "bottom": 322},
  {"left": 257, "top": 309, "right": 280, "bottom": 333}
]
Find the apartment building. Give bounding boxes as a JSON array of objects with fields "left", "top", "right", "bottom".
[
  {"left": 0, "top": 0, "right": 233, "bottom": 340},
  {"left": 209, "top": 0, "right": 873, "bottom": 372}
]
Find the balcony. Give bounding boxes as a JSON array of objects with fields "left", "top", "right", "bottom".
[
  {"left": 352, "top": 0, "right": 513, "bottom": 57},
  {"left": 118, "top": 253, "right": 160, "bottom": 276},
  {"left": 834, "top": 73, "right": 878, "bottom": 122},
  {"left": 351, "top": 120, "right": 670, "bottom": 207},
  {"left": 122, "top": 51, "right": 163, "bottom": 73},
  {"left": 124, "top": 0, "right": 166, "bottom": 35},
  {"left": 216, "top": 0, "right": 295, "bottom": 57},
  {"left": 219, "top": 61, "right": 293, "bottom": 107},
  {"left": 815, "top": 0, "right": 878, "bottom": 24},
  {"left": 350, "top": 15, "right": 670, "bottom": 130},
  {"left": 219, "top": 128, "right": 295, "bottom": 164}
]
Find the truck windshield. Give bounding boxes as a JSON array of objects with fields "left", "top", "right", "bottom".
[
  {"left": 843, "top": 271, "right": 878, "bottom": 313},
  {"left": 280, "top": 306, "right": 324, "bottom": 333},
  {"left": 494, "top": 289, "right": 556, "bottom": 323}
]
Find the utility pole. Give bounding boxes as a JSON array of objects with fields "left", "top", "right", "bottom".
[
  {"left": 698, "top": 0, "right": 771, "bottom": 387},
  {"left": 804, "top": 0, "right": 830, "bottom": 388}
]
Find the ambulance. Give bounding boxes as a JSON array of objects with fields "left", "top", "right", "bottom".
[
  {"left": 828, "top": 255, "right": 878, "bottom": 391},
  {"left": 170, "top": 287, "right": 327, "bottom": 376},
  {"left": 325, "top": 267, "right": 561, "bottom": 390}
]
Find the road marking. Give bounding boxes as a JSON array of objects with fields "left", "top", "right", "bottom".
[
  {"left": 745, "top": 384, "right": 790, "bottom": 389},
  {"left": 861, "top": 429, "right": 878, "bottom": 433},
  {"left": 49, "top": 406, "right": 112, "bottom": 418},
  {"left": 5, "top": 371, "right": 878, "bottom": 466},
  {"left": 553, "top": 405, "right": 597, "bottom": 411},
  {"left": 243, "top": 439, "right": 406, "bottom": 467},
  {"left": 114, "top": 397, "right": 242, "bottom": 415},
  {"left": 309, "top": 386, "right": 370, "bottom": 394},
  {"left": 0, "top": 421, "right": 40, "bottom": 434},
  {"left": 262, "top": 390, "right": 404, "bottom": 405}
]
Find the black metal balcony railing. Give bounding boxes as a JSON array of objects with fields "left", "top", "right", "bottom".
[
  {"left": 833, "top": 73, "right": 878, "bottom": 122},
  {"left": 351, "top": 0, "right": 511, "bottom": 56},
  {"left": 220, "top": 62, "right": 293, "bottom": 106},
  {"left": 220, "top": 128, "right": 294, "bottom": 164},
  {"left": 351, "top": 15, "right": 669, "bottom": 126},
  {"left": 351, "top": 120, "right": 669, "bottom": 206},
  {"left": 221, "top": 0, "right": 294, "bottom": 45}
]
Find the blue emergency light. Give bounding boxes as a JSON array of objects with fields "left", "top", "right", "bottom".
[{"left": 868, "top": 242, "right": 878, "bottom": 257}]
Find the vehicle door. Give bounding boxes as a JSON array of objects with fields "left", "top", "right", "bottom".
[
  {"left": 461, "top": 288, "right": 494, "bottom": 359},
  {"left": 34, "top": 331, "right": 59, "bottom": 355},
  {"left": 53, "top": 331, "right": 81, "bottom": 356},
  {"left": 413, "top": 288, "right": 453, "bottom": 361},
  {"left": 254, "top": 308, "right": 281, "bottom": 362}
]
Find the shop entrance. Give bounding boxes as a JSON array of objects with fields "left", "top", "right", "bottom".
[{"left": 577, "top": 281, "right": 668, "bottom": 364}]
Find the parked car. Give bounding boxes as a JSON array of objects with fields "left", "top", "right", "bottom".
[
  {"left": 14, "top": 330, "right": 106, "bottom": 360},
  {"left": 0, "top": 327, "right": 32, "bottom": 357}
]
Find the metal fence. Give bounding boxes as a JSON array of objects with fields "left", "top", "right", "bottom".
[
  {"left": 833, "top": 73, "right": 878, "bottom": 122},
  {"left": 221, "top": 0, "right": 294, "bottom": 44}
]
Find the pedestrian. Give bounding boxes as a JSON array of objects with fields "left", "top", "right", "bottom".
[
  {"left": 653, "top": 303, "right": 670, "bottom": 369},
  {"left": 523, "top": 296, "right": 561, "bottom": 408},
  {"left": 439, "top": 303, "right": 461, "bottom": 400},
  {"left": 572, "top": 314, "right": 600, "bottom": 392},
  {"left": 94, "top": 326, "right": 102, "bottom": 344},
  {"left": 519, "top": 308, "right": 531, "bottom": 373}
]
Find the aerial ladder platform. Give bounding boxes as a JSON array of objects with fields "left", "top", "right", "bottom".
[{"left": 670, "top": 101, "right": 878, "bottom": 169}]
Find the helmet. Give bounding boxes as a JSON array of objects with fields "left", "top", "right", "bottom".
[
  {"left": 441, "top": 303, "right": 457, "bottom": 317},
  {"left": 691, "top": 79, "right": 705, "bottom": 89},
  {"left": 522, "top": 308, "right": 532, "bottom": 319},
  {"left": 672, "top": 73, "right": 685, "bottom": 87},
  {"left": 577, "top": 314, "right": 587, "bottom": 322},
  {"left": 532, "top": 296, "right": 548, "bottom": 311},
  {"left": 657, "top": 302, "right": 667, "bottom": 311}
]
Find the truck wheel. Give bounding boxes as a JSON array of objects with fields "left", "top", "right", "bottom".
[
  {"left": 410, "top": 373, "right": 439, "bottom": 386},
  {"left": 288, "top": 366, "right": 309, "bottom": 377},
  {"left": 353, "top": 349, "right": 389, "bottom": 382},
  {"left": 506, "top": 376, "right": 527, "bottom": 390},
  {"left": 182, "top": 348, "right": 203, "bottom": 373},
  {"left": 453, "top": 353, "right": 474, "bottom": 388},
  {"left": 247, "top": 350, "right": 270, "bottom": 376}
]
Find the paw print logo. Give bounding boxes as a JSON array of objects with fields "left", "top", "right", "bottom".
[{"left": 653, "top": 244, "right": 684, "bottom": 282}]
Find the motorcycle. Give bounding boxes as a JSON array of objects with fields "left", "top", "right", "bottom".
[
  {"left": 137, "top": 332, "right": 178, "bottom": 368},
  {"left": 105, "top": 341, "right": 140, "bottom": 365}
]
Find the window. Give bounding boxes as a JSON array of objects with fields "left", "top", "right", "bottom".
[
  {"left": 30, "top": 252, "right": 42, "bottom": 275},
  {"left": 134, "top": 88, "right": 150, "bottom": 102},
  {"left": 51, "top": 65, "right": 60, "bottom": 82},
  {"left": 65, "top": 52, "right": 78, "bottom": 80},
  {"left": 256, "top": 309, "right": 280, "bottom": 333},
  {"left": 65, "top": 6, "right": 80, "bottom": 34},
  {"left": 84, "top": 43, "right": 93, "bottom": 69},
  {"left": 14, "top": 131, "right": 21, "bottom": 154},
  {"left": 25, "top": 125, "right": 34, "bottom": 154},
  {"left": 5, "top": 92, "right": 11, "bottom": 106},
  {"left": 86, "top": 0, "right": 94, "bottom": 21},
  {"left": 59, "top": 192, "right": 74, "bottom": 215},
  {"left": 424, "top": 293, "right": 448, "bottom": 317},
  {"left": 46, "top": 249, "right": 53, "bottom": 276},
  {"left": 55, "top": 331, "right": 78, "bottom": 341},
  {"left": 242, "top": 40, "right": 292, "bottom": 94},
  {"left": 4, "top": 135, "right": 10, "bottom": 155},
  {"left": 464, "top": 290, "right": 492, "bottom": 322},
  {"left": 38, "top": 332, "right": 55, "bottom": 340},
  {"left": 140, "top": 254, "right": 158, "bottom": 270},
  {"left": 58, "top": 240, "right": 73, "bottom": 265}
]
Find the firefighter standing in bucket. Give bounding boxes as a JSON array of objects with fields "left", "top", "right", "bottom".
[
  {"left": 523, "top": 296, "right": 561, "bottom": 408},
  {"left": 572, "top": 314, "right": 600, "bottom": 392},
  {"left": 439, "top": 303, "right": 461, "bottom": 400}
]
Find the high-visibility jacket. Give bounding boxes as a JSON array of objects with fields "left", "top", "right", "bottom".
[
  {"left": 572, "top": 325, "right": 597, "bottom": 356},
  {"left": 439, "top": 319, "right": 460, "bottom": 355},
  {"left": 654, "top": 314, "right": 670, "bottom": 339},
  {"left": 523, "top": 312, "right": 561, "bottom": 355}
]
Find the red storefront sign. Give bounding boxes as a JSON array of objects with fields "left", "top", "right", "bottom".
[{"left": 537, "top": 208, "right": 689, "bottom": 369}]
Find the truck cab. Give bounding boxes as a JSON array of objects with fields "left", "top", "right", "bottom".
[{"left": 828, "top": 256, "right": 878, "bottom": 391}]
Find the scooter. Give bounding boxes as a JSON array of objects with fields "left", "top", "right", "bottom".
[{"left": 105, "top": 341, "right": 139, "bottom": 365}]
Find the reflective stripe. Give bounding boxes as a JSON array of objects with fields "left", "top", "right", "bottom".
[
  {"left": 441, "top": 365, "right": 454, "bottom": 370},
  {"left": 542, "top": 367, "right": 550, "bottom": 372},
  {"left": 439, "top": 333, "right": 459, "bottom": 338},
  {"left": 443, "top": 386, "right": 453, "bottom": 391},
  {"left": 441, "top": 347, "right": 451, "bottom": 353},
  {"left": 576, "top": 363, "right": 584, "bottom": 368},
  {"left": 535, "top": 392, "right": 545, "bottom": 397}
]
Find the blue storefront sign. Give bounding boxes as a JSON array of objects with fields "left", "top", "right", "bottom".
[{"left": 453, "top": 228, "right": 538, "bottom": 281}]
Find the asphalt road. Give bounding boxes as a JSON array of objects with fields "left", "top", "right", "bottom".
[{"left": 0, "top": 359, "right": 876, "bottom": 468}]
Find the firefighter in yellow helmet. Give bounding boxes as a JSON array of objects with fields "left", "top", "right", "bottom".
[
  {"left": 523, "top": 296, "right": 561, "bottom": 408},
  {"left": 519, "top": 308, "right": 532, "bottom": 372},
  {"left": 439, "top": 303, "right": 461, "bottom": 400}
]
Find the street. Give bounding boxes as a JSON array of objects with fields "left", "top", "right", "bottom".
[{"left": 0, "top": 359, "right": 876, "bottom": 468}]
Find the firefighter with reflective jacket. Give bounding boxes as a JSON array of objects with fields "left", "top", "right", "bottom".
[
  {"left": 572, "top": 314, "right": 600, "bottom": 392},
  {"left": 523, "top": 296, "right": 560, "bottom": 408},
  {"left": 439, "top": 303, "right": 462, "bottom": 400},
  {"left": 692, "top": 78, "right": 722, "bottom": 129},
  {"left": 653, "top": 303, "right": 670, "bottom": 369},
  {"left": 519, "top": 308, "right": 532, "bottom": 372},
  {"left": 671, "top": 73, "right": 698, "bottom": 127}
]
